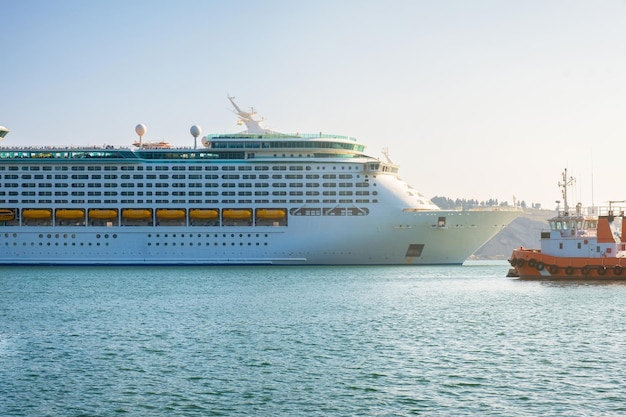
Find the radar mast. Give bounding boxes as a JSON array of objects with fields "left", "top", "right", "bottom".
[{"left": 227, "top": 96, "right": 276, "bottom": 134}]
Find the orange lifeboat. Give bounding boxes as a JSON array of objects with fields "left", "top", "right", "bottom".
[
  {"left": 122, "top": 209, "right": 152, "bottom": 220},
  {"left": 156, "top": 209, "right": 186, "bottom": 220},
  {"left": 23, "top": 209, "right": 52, "bottom": 219},
  {"left": 56, "top": 209, "right": 85, "bottom": 220},
  {"left": 189, "top": 209, "right": 219, "bottom": 220},
  {"left": 88, "top": 209, "right": 118, "bottom": 220},
  {"left": 256, "top": 209, "right": 286, "bottom": 219},
  {"left": 223, "top": 209, "right": 252, "bottom": 220},
  {"left": 0, "top": 209, "right": 15, "bottom": 221}
]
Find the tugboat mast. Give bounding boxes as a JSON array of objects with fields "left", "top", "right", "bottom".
[{"left": 558, "top": 168, "right": 575, "bottom": 216}]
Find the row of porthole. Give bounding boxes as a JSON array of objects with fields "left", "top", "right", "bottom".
[
  {"left": 4, "top": 241, "right": 268, "bottom": 247},
  {"left": 5, "top": 242, "right": 110, "bottom": 246},
  {"left": 6, "top": 232, "right": 270, "bottom": 239},
  {"left": 34, "top": 233, "right": 119, "bottom": 239},
  {"left": 149, "top": 233, "right": 269, "bottom": 239},
  {"left": 148, "top": 242, "right": 268, "bottom": 247}
]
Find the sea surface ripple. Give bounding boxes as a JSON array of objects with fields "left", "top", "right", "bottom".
[{"left": 2, "top": 263, "right": 626, "bottom": 416}]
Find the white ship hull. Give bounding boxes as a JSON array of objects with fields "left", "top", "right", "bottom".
[{"left": 0, "top": 210, "right": 516, "bottom": 265}]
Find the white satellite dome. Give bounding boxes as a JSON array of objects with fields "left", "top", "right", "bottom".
[
  {"left": 190, "top": 125, "right": 202, "bottom": 138},
  {"left": 135, "top": 124, "right": 147, "bottom": 137}
]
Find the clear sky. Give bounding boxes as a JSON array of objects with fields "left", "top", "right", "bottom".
[{"left": 2, "top": 0, "right": 625, "bottom": 209}]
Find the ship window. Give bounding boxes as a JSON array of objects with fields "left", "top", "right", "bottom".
[
  {"left": 438, "top": 217, "right": 446, "bottom": 227},
  {"left": 577, "top": 242, "right": 581, "bottom": 249}
]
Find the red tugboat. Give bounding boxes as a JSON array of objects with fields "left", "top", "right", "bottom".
[{"left": 508, "top": 169, "right": 626, "bottom": 279}]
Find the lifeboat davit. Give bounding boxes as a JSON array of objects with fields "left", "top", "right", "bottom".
[
  {"left": 88, "top": 209, "right": 118, "bottom": 220},
  {"left": 256, "top": 209, "right": 286, "bottom": 219},
  {"left": 122, "top": 209, "right": 152, "bottom": 220},
  {"left": 23, "top": 209, "right": 52, "bottom": 219},
  {"left": 0, "top": 209, "right": 15, "bottom": 221},
  {"left": 56, "top": 209, "right": 85, "bottom": 220},
  {"left": 156, "top": 209, "right": 186, "bottom": 220},
  {"left": 189, "top": 209, "right": 219, "bottom": 220},
  {"left": 223, "top": 209, "right": 252, "bottom": 220}
]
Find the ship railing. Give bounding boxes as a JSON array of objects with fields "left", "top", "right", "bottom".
[
  {"left": 564, "top": 205, "right": 626, "bottom": 218},
  {"left": 208, "top": 132, "right": 358, "bottom": 142}
]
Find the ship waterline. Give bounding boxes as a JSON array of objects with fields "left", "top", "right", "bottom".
[{"left": 0, "top": 98, "right": 517, "bottom": 265}]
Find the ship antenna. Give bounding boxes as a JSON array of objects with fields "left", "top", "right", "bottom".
[
  {"left": 590, "top": 150, "right": 595, "bottom": 212},
  {"left": 558, "top": 168, "right": 575, "bottom": 216},
  {"left": 381, "top": 147, "right": 393, "bottom": 164},
  {"left": 227, "top": 95, "right": 275, "bottom": 134}
]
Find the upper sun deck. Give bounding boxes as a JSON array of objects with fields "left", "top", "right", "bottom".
[
  {"left": 0, "top": 133, "right": 368, "bottom": 161},
  {"left": 0, "top": 147, "right": 137, "bottom": 160},
  {"left": 0, "top": 97, "right": 370, "bottom": 162}
]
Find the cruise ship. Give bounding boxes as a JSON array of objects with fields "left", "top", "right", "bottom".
[{"left": 0, "top": 98, "right": 518, "bottom": 265}]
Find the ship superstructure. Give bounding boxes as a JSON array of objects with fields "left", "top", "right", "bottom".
[{"left": 0, "top": 99, "right": 517, "bottom": 265}]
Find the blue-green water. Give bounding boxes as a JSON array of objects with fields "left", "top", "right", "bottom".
[{"left": 2, "top": 262, "right": 626, "bottom": 416}]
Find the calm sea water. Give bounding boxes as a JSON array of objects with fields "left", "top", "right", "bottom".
[{"left": 2, "top": 262, "right": 626, "bottom": 416}]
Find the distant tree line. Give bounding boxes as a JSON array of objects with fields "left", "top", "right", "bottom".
[{"left": 431, "top": 196, "right": 540, "bottom": 210}]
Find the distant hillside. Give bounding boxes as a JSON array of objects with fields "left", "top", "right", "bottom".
[{"left": 471, "top": 208, "right": 554, "bottom": 260}]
